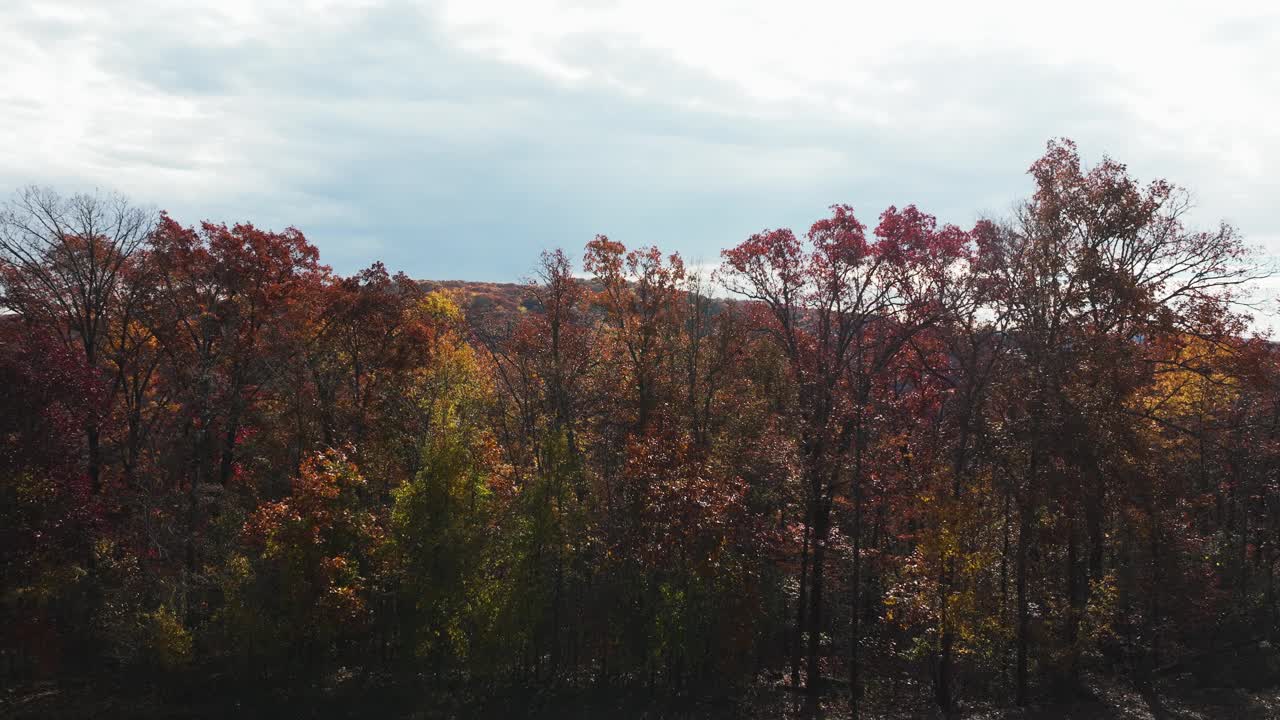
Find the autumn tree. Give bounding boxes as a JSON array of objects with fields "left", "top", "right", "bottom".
[
  {"left": 0, "top": 186, "right": 154, "bottom": 493},
  {"left": 225, "top": 448, "right": 384, "bottom": 677},
  {"left": 145, "top": 215, "right": 324, "bottom": 616},
  {"left": 474, "top": 249, "right": 599, "bottom": 679},
  {"left": 978, "top": 139, "right": 1264, "bottom": 703},
  {"left": 302, "top": 263, "right": 429, "bottom": 486},
  {"left": 721, "top": 204, "right": 972, "bottom": 704}
]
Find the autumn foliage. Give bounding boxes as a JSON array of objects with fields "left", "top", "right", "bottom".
[{"left": 1, "top": 141, "right": 1277, "bottom": 714}]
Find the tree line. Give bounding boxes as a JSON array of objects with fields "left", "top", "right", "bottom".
[{"left": 2, "top": 139, "right": 1277, "bottom": 715}]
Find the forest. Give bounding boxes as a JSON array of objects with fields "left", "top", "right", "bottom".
[{"left": 2, "top": 139, "right": 1279, "bottom": 718}]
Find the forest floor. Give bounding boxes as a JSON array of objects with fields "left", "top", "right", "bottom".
[{"left": 4, "top": 672, "right": 1279, "bottom": 719}]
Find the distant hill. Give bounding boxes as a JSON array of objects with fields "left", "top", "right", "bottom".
[
  {"left": 420, "top": 279, "right": 539, "bottom": 319},
  {"left": 421, "top": 276, "right": 735, "bottom": 321}
]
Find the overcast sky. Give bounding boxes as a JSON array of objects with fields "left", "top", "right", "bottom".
[{"left": 2, "top": 1, "right": 1277, "bottom": 316}]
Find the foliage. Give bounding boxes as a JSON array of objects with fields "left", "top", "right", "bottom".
[{"left": 1, "top": 141, "right": 1276, "bottom": 715}]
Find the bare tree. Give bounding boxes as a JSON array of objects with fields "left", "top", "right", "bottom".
[{"left": 0, "top": 185, "right": 155, "bottom": 491}]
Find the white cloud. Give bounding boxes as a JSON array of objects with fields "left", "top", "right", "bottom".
[{"left": 0, "top": 0, "right": 1275, "bottom": 305}]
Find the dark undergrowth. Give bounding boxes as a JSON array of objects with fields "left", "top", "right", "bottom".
[{"left": 5, "top": 670, "right": 1279, "bottom": 720}]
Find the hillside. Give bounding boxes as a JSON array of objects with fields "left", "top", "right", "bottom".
[{"left": 420, "top": 279, "right": 539, "bottom": 318}]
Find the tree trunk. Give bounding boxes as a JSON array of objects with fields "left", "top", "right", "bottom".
[
  {"left": 793, "top": 509, "right": 811, "bottom": 688},
  {"left": 1016, "top": 500, "right": 1033, "bottom": 706},
  {"left": 87, "top": 424, "right": 102, "bottom": 494},
  {"left": 1064, "top": 519, "right": 1083, "bottom": 688},
  {"left": 807, "top": 497, "right": 829, "bottom": 693},
  {"left": 850, "top": 430, "right": 866, "bottom": 715}
]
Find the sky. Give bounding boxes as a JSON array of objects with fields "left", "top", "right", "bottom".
[{"left": 2, "top": 0, "right": 1277, "bottom": 318}]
